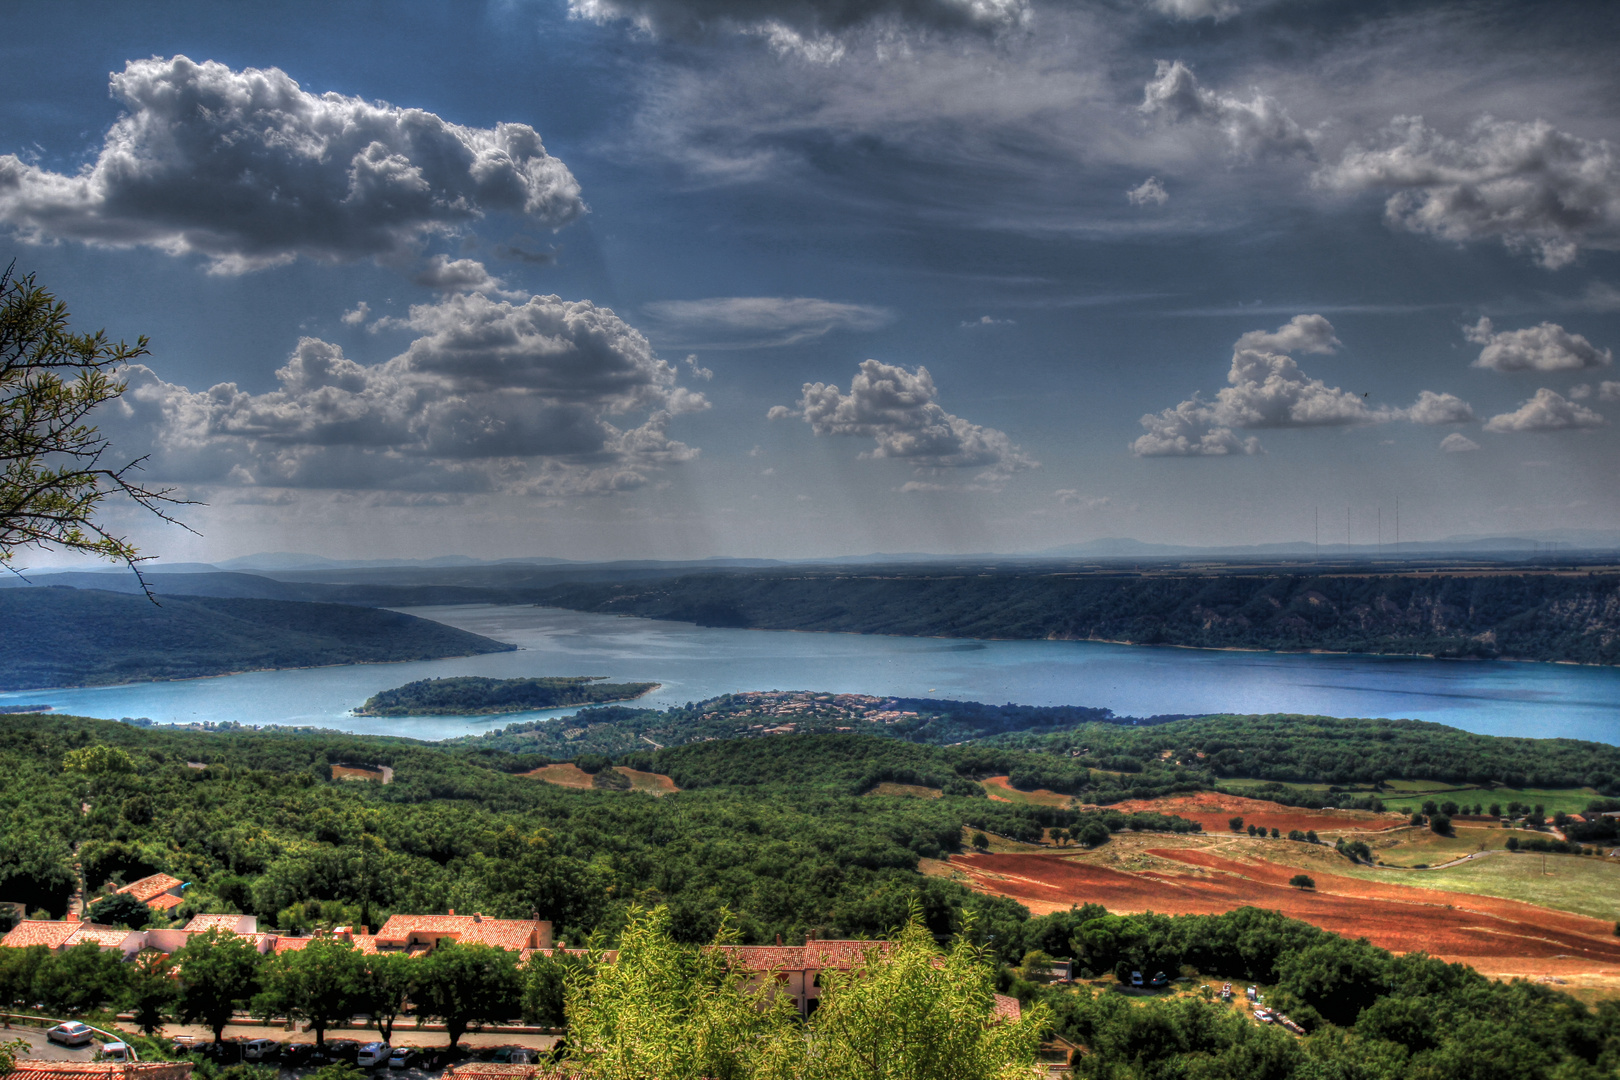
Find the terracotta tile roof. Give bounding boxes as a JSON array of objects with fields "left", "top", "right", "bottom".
[
  {"left": 65, "top": 926, "right": 136, "bottom": 948},
  {"left": 992, "top": 993, "right": 1021, "bottom": 1022},
  {"left": 350, "top": 933, "right": 379, "bottom": 955},
  {"left": 373, "top": 914, "right": 547, "bottom": 952},
  {"left": 182, "top": 915, "right": 244, "bottom": 933},
  {"left": 273, "top": 935, "right": 314, "bottom": 954},
  {"left": 147, "top": 894, "right": 185, "bottom": 912},
  {"left": 443, "top": 1065, "right": 573, "bottom": 1080},
  {"left": 7, "top": 1064, "right": 192, "bottom": 1080},
  {"left": 272, "top": 931, "right": 378, "bottom": 955},
  {"left": 712, "top": 940, "right": 890, "bottom": 972},
  {"left": 1, "top": 920, "right": 82, "bottom": 949},
  {"left": 119, "top": 874, "right": 183, "bottom": 904}
]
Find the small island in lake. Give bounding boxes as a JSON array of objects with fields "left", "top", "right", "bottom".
[{"left": 354, "top": 675, "right": 660, "bottom": 716}]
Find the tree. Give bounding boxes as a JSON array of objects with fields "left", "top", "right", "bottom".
[
  {"left": 0, "top": 266, "right": 190, "bottom": 590},
  {"left": 804, "top": 906, "right": 1047, "bottom": 1080},
  {"left": 32, "top": 941, "right": 130, "bottom": 1015},
  {"left": 1, "top": 1036, "right": 29, "bottom": 1076},
  {"left": 564, "top": 905, "right": 802, "bottom": 1080},
  {"left": 1289, "top": 874, "right": 1315, "bottom": 890},
  {"left": 123, "top": 953, "right": 177, "bottom": 1036},
  {"left": 971, "top": 832, "right": 990, "bottom": 851},
  {"left": 1228, "top": 817, "right": 1243, "bottom": 832},
  {"left": 173, "top": 928, "right": 263, "bottom": 1044},
  {"left": 1430, "top": 813, "right": 1452, "bottom": 836},
  {"left": 414, "top": 941, "right": 523, "bottom": 1049},
  {"left": 360, "top": 951, "right": 415, "bottom": 1043},
  {"left": 257, "top": 937, "right": 366, "bottom": 1048},
  {"left": 87, "top": 892, "right": 153, "bottom": 930},
  {"left": 522, "top": 951, "right": 586, "bottom": 1030}
]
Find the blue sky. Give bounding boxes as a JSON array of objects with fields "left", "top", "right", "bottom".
[{"left": 4, "top": 0, "right": 1618, "bottom": 562}]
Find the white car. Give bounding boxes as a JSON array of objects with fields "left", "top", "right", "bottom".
[
  {"left": 99, "top": 1043, "right": 131, "bottom": 1063},
  {"left": 47, "top": 1022, "right": 94, "bottom": 1048},
  {"left": 241, "top": 1039, "right": 279, "bottom": 1062},
  {"left": 357, "top": 1042, "right": 392, "bottom": 1068}
]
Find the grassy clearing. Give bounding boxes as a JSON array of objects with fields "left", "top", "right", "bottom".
[
  {"left": 1392, "top": 851, "right": 1620, "bottom": 922},
  {"left": 521, "top": 762, "right": 595, "bottom": 788},
  {"left": 1365, "top": 825, "right": 1514, "bottom": 868},
  {"left": 1220, "top": 778, "right": 1343, "bottom": 795},
  {"left": 863, "top": 782, "right": 943, "bottom": 799},
  {"left": 618, "top": 767, "right": 679, "bottom": 795},
  {"left": 982, "top": 775, "right": 1073, "bottom": 807},
  {"left": 1377, "top": 786, "right": 1599, "bottom": 816}
]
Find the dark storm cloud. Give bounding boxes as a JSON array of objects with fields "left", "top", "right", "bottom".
[{"left": 0, "top": 56, "right": 585, "bottom": 274}]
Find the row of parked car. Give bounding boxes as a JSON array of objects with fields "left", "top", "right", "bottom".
[{"left": 170, "top": 1037, "right": 544, "bottom": 1072}]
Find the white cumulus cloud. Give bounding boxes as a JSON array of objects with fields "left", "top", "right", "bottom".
[
  {"left": 769, "top": 358, "right": 1036, "bottom": 478},
  {"left": 569, "top": 0, "right": 1029, "bottom": 40},
  {"left": 1317, "top": 115, "right": 1620, "bottom": 270},
  {"left": 0, "top": 56, "right": 585, "bottom": 274},
  {"left": 1482, "top": 388, "right": 1605, "bottom": 433},
  {"left": 1439, "top": 433, "right": 1481, "bottom": 452},
  {"left": 99, "top": 292, "right": 705, "bottom": 495},
  {"left": 1126, "top": 176, "right": 1169, "bottom": 206},
  {"left": 1464, "top": 317, "right": 1612, "bottom": 373},
  {"left": 1134, "top": 315, "right": 1473, "bottom": 456},
  {"left": 641, "top": 296, "right": 893, "bottom": 348},
  {"left": 1139, "top": 60, "right": 1315, "bottom": 160}
]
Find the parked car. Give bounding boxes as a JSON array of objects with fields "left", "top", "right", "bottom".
[
  {"left": 280, "top": 1043, "right": 317, "bottom": 1068},
  {"left": 326, "top": 1040, "right": 362, "bottom": 1064},
  {"left": 1254, "top": 1009, "right": 1273, "bottom": 1023},
  {"left": 1129, "top": 971, "right": 1144, "bottom": 987},
  {"left": 170, "top": 1036, "right": 201, "bottom": 1056},
  {"left": 205, "top": 1042, "right": 242, "bottom": 1064},
  {"left": 47, "top": 1023, "right": 95, "bottom": 1048},
  {"left": 491, "top": 1048, "right": 536, "bottom": 1064},
  {"left": 1150, "top": 972, "right": 1169, "bottom": 987},
  {"left": 99, "top": 1043, "right": 131, "bottom": 1062},
  {"left": 357, "top": 1043, "right": 392, "bottom": 1068},
  {"left": 387, "top": 1047, "right": 418, "bottom": 1069},
  {"left": 242, "top": 1039, "right": 279, "bottom": 1062}
]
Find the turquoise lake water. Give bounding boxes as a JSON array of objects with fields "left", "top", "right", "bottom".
[{"left": 3, "top": 604, "right": 1617, "bottom": 745}]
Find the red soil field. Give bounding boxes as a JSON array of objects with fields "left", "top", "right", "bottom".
[
  {"left": 1107, "top": 791, "right": 1397, "bottom": 835},
  {"left": 948, "top": 850, "right": 1620, "bottom": 979}
]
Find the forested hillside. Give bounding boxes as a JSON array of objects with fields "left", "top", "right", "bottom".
[
  {"left": 0, "top": 715, "right": 1178, "bottom": 940},
  {"left": 0, "top": 588, "right": 514, "bottom": 690},
  {"left": 533, "top": 568, "right": 1620, "bottom": 664},
  {"left": 356, "top": 675, "right": 660, "bottom": 716}
]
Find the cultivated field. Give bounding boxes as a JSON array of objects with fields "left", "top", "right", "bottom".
[
  {"left": 1106, "top": 791, "right": 1396, "bottom": 835},
  {"left": 928, "top": 828, "right": 1620, "bottom": 991}
]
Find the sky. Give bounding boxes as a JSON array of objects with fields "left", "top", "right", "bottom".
[{"left": 3, "top": 0, "right": 1619, "bottom": 563}]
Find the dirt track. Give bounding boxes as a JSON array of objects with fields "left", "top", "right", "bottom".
[{"left": 946, "top": 848, "right": 1620, "bottom": 982}]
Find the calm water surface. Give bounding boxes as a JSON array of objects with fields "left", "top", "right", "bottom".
[{"left": 4, "top": 604, "right": 1617, "bottom": 745}]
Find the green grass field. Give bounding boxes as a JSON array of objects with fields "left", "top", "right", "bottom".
[
  {"left": 1377, "top": 786, "right": 1599, "bottom": 816},
  {"left": 1366, "top": 824, "right": 1515, "bottom": 868},
  {"left": 1394, "top": 851, "right": 1620, "bottom": 922}
]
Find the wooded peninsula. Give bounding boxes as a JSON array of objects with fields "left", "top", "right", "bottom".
[{"left": 355, "top": 675, "right": 660, "bottom": 716}]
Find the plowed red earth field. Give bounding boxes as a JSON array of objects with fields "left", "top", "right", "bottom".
[
  {"left": 948, "top": 850, "right": 1620, "bottom": 980},
  {"left": 1107, "top": 792, "right": 1397, "bottom": 834}
]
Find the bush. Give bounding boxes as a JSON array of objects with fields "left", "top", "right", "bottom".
[
  {"left": 1289, "top": 874, "right": 1315, "bottom": 889},
  {"left": 1429, "top": 813, "right": 1452, "bottom": 836},
  {"left": 1228, "top": 817, "right": 1243, "bottom": 831}
]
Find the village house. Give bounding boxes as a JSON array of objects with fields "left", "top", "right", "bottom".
[
  {"left": 370, "top": 911, "right": 552, "bottom": 957},
  {"left": 115, "top": 874, "right": 185, "bottom": 914},
  {"left": 1, "top": 913, "right": 273, "bottom": 957}
]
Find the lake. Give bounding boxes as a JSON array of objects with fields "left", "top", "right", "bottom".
[{"left": 3, "top": 604, "right": 1618, "bottom": 744}]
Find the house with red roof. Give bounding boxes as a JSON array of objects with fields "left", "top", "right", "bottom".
[
  {"left": 116, "top": 873, "right": 185, "bottom": 913},
  {"left": 0, "top": 914, "right": 145, "bottom": 959},
  {"left": 372, "top": 911, "right": 551, "bottom": 956}
]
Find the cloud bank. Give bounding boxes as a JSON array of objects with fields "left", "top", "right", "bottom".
[
  {"left": 769, "top": 358, "right": 1035, "bottom": 478},
  {"left": 1134, "top": 315, "right": 1474, "bottom": 456},
  {"left": 569, "top": 0, "right": 1029, "bottom": 40},
  {"left": 1319, "top": 116, "right": 1620, "bottom": 270},
  {"left": 102, "top": 292, "right": 705, "bottom": 495},
  {"left": 0, "top": 56, "right": 584, "bottom": 273}
]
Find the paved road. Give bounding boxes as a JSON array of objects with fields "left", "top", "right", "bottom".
[{"left": 3, "top": 1026, "right": 100, "bottom": 1064}]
